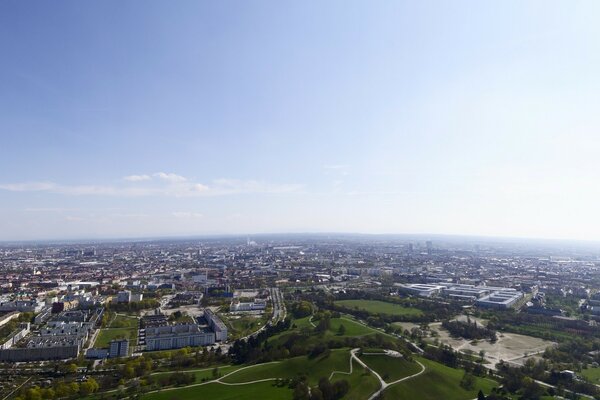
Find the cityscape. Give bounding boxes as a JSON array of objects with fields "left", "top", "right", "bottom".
[
  {"left": 0, "top": 236, "right": 598, "bottom": 399},
  {"left": 2, "top": 1, "right": 600, "bottom": 399}
]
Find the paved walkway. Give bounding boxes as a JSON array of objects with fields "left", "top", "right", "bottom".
[{"left": 349, "top": 348, "right": 426, "bottom": 400}]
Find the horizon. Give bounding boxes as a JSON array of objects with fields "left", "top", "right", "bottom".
[
  {"left": 3, "top": 1, "right": 600, "bottom": 241},
  {"left": 4, "top": 231, "right": 600, "bottom": 250}
]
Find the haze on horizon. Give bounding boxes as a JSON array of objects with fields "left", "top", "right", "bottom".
[{"left": 1, "top": 1, "right": 600, "bottom": 242}]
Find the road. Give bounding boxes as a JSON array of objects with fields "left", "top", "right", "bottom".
[
  {"left": 238, "top": 287, "right": 286, "bottom": 342},
  {"left": 269, "top": 287, "right": 285, "bottom": 323}
]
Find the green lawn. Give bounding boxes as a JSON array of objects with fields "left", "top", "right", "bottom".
[
  {"left": 151, "top": 365, "right": 241, "bottom": 382},
  {"left": 331, "top": 359, "right": 380, "bottom": 400},
  {"left": 109, "top": 314, "right": 139, "bottom": 329},
  {"left": 221, "top": 349, "right": 351, "bottom": 386},
  {"left": 95, "top": 327, "right": 137, "bottom": 348},
  {"left": 580, "top": 367, "right": 600, "bottom": 383},
  {"left": 292, "top": 316, "right": 314, "bottom": 329},
  {"left": 141, "top": 381, "right": 292, "bottom": 400},
  {"left": 223, "top": 314, "right": 269, "bottom": 340},
  {"left": 335, "top": 300, "right": 423, "bottom": 317},
  {"left": 384, "top": 357, "right": 498, "bottom": 400},
  {"left": 328, "top": 317, "right": 376, "bottom": 337},
  {"left": 359, "top": 354, "right": 422, "bottom": 382}
]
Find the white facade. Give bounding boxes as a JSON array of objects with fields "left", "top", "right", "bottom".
[{"left": 145, "top": 324, "right": 215, "bottom": 351}]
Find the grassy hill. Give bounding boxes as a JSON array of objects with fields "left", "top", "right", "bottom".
[
  {"left": 359, "top": 353, "right": 422, "bottom": 382},
  {"left": 384, "top": 357, "right": 497, "bottom": 400},
  {"left": 221, "top": 349, "right": 350, "bottom": 385},
  {"left": 141, "top": 380, "right": 292, "bottom": 400}
]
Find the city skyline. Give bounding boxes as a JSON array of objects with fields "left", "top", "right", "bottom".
[{"left": 2, "top": 1, "right": 600, "bottom": 241}]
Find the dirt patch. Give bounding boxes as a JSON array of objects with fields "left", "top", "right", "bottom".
[{"left": 429, "top": 322, "right": 555, "bottom": 369}]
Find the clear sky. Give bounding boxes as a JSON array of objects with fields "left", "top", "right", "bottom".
[{"left": 1, "top": 1, "right": 600, "bottom": 241}]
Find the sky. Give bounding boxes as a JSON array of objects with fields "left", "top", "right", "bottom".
[{"left": 1, "top": 1, "right": 600, "bottom": 241}]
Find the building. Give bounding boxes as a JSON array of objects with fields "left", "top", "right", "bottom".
[
  {"left": 0, "top": 299, "right": 44, "bottom": 313},
  {"left": 131, "top": 293, "right": 143, "bottom": 302},
  {"left": 204, "top": 309, "right": 228, "bottom": 341},
  {"left": 117, "top": 291, "right": 131, "bottom": 303},
  {"left": 109, "top": 339, "right": 129, "bottom": 358},
  {"left": 0, "top": 334, "right": 85, "bottom": 361},
  {"left": 0, "top": 323, "right": 30, "bottom": 349},
  {"left": 476, "top": 291, "right": 523, "bottom": 309},
  {"left": 145, "top": 324, "right": 215, "bottom": 351},
  {"left": 230, "top": 298, "right": 267, "bottom": 312},
  {"left": 395, "top": 283, "right": 445, "bottom": 297},
  {"left": 85, "top": 348, "right": 109, "bottom": 359}
]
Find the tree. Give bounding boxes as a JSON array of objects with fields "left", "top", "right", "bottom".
[
  {"left": 460, "top": 372, "right": 475, "bottom": 390},
  {"left": 520, "top": 377, "right": 544, "bottom": 400},
  {"left": 319, "top": 377, "right": 334, "bottom": 400},
  {"left": 316, "top": 317, "right": 331, "bottom": 333},
  {"left": 79, "top": 378, "right": 100, "bottom": 396},
  {"left": 25, "top": 388, "right": 42, "bottom": 400},
  {"left": 293, "top": 381, "right": 310, "bottom": 400},
  {"left": 66, "top": 363, "right": 78, "bottom": 374},
  {"left": 332, "top": 379, "right": 350, "bottom": 399},
  {"left": 337, "top": 324, "right": 346, "bottom": 336},
  {"left": 68, "top": 383, "right": 79, "bottom": 396},
  {"left": 477, "top": 389, "right": 486, "bottom": 400}
]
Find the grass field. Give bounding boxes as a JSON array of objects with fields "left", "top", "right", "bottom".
[
  {"left": 151, "top": 365, "right": 241, "bottom": 382},
  {"left": 223, "top": 314, "right": 269, "bottom": 340},
  {"left": 384, "top": 357, "right": 497, "bottom": 400},
  {"left": 221, "top": 349, "right": 351, "bottom": 386},
  {"left": 141, "top": 380, "right": 293, "bottom": 400},
  {"left": 109, "top": 314, "right": 139, "bottom": 329},
  {"left": 335, "top": 300, "right": 423, "bottom": 317},
  {"left": 328, "top": 317, "right": 375, "bottom": 337},
  {"left": 580, "top": 367, "right": 600, "bottom": 383},
  {"left": 359, "top": 354, "right": 422, "bottom": 382},
  {"left": 292, "top": 316, "right": 313, "bottom": 329},
  {"left": 331, "top": 359, "right": 380, "bottom": 400},
  {"left": 95, "top": 327, "right": 137, "bottom": 348}
]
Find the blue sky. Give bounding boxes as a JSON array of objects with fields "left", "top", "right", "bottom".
[{"left": 1, "top": 1, "right": 600, "bottom": 241}]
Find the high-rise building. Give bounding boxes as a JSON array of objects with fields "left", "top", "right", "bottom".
[{"left": 109, "top": 339, "right": 129, "bottom": 358}]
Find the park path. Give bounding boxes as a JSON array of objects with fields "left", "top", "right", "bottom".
[
  {"left": 140, "top": 361, "right": 282, "bottom": 396},
  {"left": 348, "top": 348, "right": 426, "bottom": 400}
]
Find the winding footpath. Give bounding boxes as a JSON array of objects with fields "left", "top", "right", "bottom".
[
  {"left": 141, "top": 361, "right": 282, "bottom": 397},
  {"left": 348, "top": 348, "right": 426, "bottom": 400}
]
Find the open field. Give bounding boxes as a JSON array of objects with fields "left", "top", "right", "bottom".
[
  {"left": 109, "top": 314, "right": 138, "bottom": 329},
  {"left": 292, "top": 316, "right": 313, "bottom": 329},
  {"left": 428, "top": 322, "right": 555, "bottom": 368},
  {"left": 151, "top": 365, "right": 242, "bottom": 382},
  {"left": 221, "top": 349, "right": 350, "bottom": 385},
  {"left": 331, "top": 358, "right": 380, "bottom": 400},
  {"left": 328, "top": 316, "right": 375, "bottom": 337},
  {"left": 95, "top": 327, "right": 137, "bottom": 348},
  {"left": 222, "top": 314, "right": 269, "bottom": 340},
  {"left": 359, "top": 353, "right": 422, "bottom": 382},
  {"left": 580, "top": 367, "right": 600, "bottom": 383},
  {"left": 335, "top": 299, "right": 423, "bottom": 317},
  {"left": 143, "top": 349, "right": 379, "bottom": 400},
  {"left": 384, "top": 356, "right": 498, "bottom": 400},
  {"left": 141, "top": 380, "right": 292, "bottom": 400},
  {"left": 271, "top": 314, "right": 376, "bottom": 345}
]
